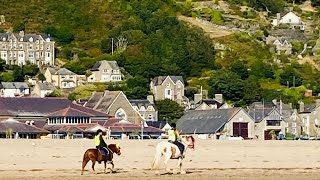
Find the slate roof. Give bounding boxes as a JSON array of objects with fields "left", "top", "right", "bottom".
[
  {"left": 84, "top": 91, "right": 121, "bottom": 112},
  {"left": 301, "top": 104, "right": 317, "bottom": 113},
  {"left": 193, "top": 99, "right": 224, "bottom": 110},
  {"left": 152, "top": 76, "right": 184, "bottom": 86},
  {"left": 1, "top": 82, "right": 29, "bottom": 89},
  {"left": 177, "top": 108, "right": 241, "bottom": 134},
  {"left": 91, "top": 60, "right": 120, "bottom": 71},
  {"left": 0, "top": 119, "right": 49, "bottom": 133},
  {"left": 0, "top": 97, "right": 107, "bottom": 117},
  {"left": 47, "top": 67, "right": 57, "bottom": 75},
  {"left": 129, "top": 99, "right": 157, "bottom": 110},
  {"left": 54, "top": 68, "right": 77, "bottom": 75},
  {"left": 46, "top": 106, "right": 104, "bottom": 117},
  {"left": 146, "top": 121, "right": 167, "bottom": 129},
  {"left": 0, "top": 32, "right": 54, "bottom": 42},
  {"left": 37, "top": 82, "right": 55, "bottom": 90}
]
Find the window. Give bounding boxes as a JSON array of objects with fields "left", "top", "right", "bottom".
[
  {"left": 36, "top": 52, "right": 39, "bottom": 58},
  {"left": 266, "top": 120, "right": 281, "bottom": 126},
  {"left": 292, "top": 123, "right": 296, "bottom": 128},
  {"left": 292, "top": 128, "right": 296, "bottom": 134},
  {"left": 36, "top": 45, "right": 39, "bottom": 50},
  {"left": 103, "top": 69, "right": 109, "bottom": 73},
  {"left": 167, "top": 89, "right": 171, "bottom": 95},
  {"left": 40, "top": 52, "right": 43, "bottom": 57},
  {"left": 61, "top": 76, "right": 65, "bottom": 79},
  {"left": 29, "top": 45, "right": 33, "bottom": 50},
  {"left": 46, "top": 52, "right": 50, "bottom": 58},
  {"left": 40, "top": 45, "right": 43, "bottom": 50},
  {"left": 19, "top": 44, "right": 23, "bottom": 50},
  {"left": 29, "top": 51, "right": 34, "bottom": 58},
  {"left": 18, "top": 52, "right": 24, "bottom": 58}
]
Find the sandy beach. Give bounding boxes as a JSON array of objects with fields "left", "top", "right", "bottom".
[{"left": 0, "top": 139, "right": 320, "bottom": 179}]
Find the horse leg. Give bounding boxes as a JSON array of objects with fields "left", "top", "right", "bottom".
[
  {"left": 109, "top": 161, "right": 115, "bottom": 173},
  {"left": 104, "top": 161, "right": 107, "bottom": 174},
  {"left": 179, "top": 158, "right": 186, "bottom": 174},
  {"left": 91, "top": 160, "right": 96, "bottom": 174},
  {"left": 164, "top": 153, "right": 171, "bottom": 173},
  {"left": 81, "top": 157, "right": 90, "bottom": 175},
  {"left": 173, "top": 158, "right": 181, "bottom": 174}
]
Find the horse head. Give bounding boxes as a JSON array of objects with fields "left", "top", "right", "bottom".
[
  {"left": 186, "top": 135, "right": 195, "bottom": 150},
  {"left": 109, "top": 143, "right": 121, "bottom": 155}
]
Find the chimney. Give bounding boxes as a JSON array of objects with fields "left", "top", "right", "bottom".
[
  {"left": 215, "top": 94, "right": 223, "bottom": 103},
  {"left": 19, "top": 30, "right": 24, "bottom": 37},
  {"left": 289, "top": 103, "right": 292, "bottom": 109},
  {"left": 272, "top": 99, "right": 277, "bottom": 105},
  {"left": 147, "top": 95, "right": 154, "bottom": 104},
  {"left": 194, "top": 93, "right": 202, "bottom": 104},
  {"left": 299, "top": 101, "right": 304, "bottom": 113}
]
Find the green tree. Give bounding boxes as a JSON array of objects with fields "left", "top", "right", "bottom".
[
  {"left": 280, "top": 66, "right": 303, "bottom": 87},
  {"left": 156, "top": 99, "right": 184, "bottom": 123},
  {"left": 22, "top": 64, "right": 39, "bottom": 76},
  {"left": 209, "top": 70, "right": 244, "bottom": 102},
  {"left": 230, "top": 61, "right": 249, "bottom": 80},
  {"left": 243, "top": 76, "right": 262, "bottom": 105},
  {"left": 0, "top": 58, "right": 6, "bottom": 72},
  {"left": 13, "top": 20, "right": 26, "bottom": 32},
  {"left": 46, "top": 89, "right": 62, "bottom": 97},
  {"left": 311, "top": 0, "right": 320, "bottom": 6},
  {"left": 250, "top": 61, "right": 274, "bottom": 79},
  {"left": 37, "top": 73, "right": 46, "bottom": 82},
  {"left": 13, "top": 67, "right": 24, "bottom": 82}
]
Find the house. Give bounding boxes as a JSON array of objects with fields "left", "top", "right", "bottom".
[
  {"left": 129, "top": 96, "right": 158, "bottom": 121},
  {"left": 146, "top": 121, "right": 171, "bottom": 132},
  {"left": 32, "top": 82, "right": 55, "bottom": 97},
  {"left": 83, "top": 91, "right": 143, "bottom": 124},
  {"left": 298, "top": 101, "right": 320, "bottom": 138},
  {"left": 0, "top": 31, "right": 55, "bottom": 66},
  {"left": 272, "top": 12, "right": 304, "bottom": 30},
  {"left": 0, "top": 97, "right": 109, "bottom": 138},
  {"left": 248, "top": 102, "right": 286, "bottom": 140},
  {"left": 150, "top": 76, "right": 186, "bottom": 105},
  {"left": 286, "top": 109, "right": 303, "bottom": 136},
  {"left": 44, "top": 67, "right": 80, "bottom": 89},
  {"left": 0, "top": 82, "right": 29, "bottom": 97},
  {"left": 273, "top": 38, "right": 292, "bottom": 55},
  {"left": 191, "top": 93, "right": 232, "bottom": 110},
  {"left": 87, "top": 60, "right": 122, "bottom": 82},
  {"left": 177, "top": 108, "right": 255, "bottom": 140},
  {"left": 0, "top": 118, "right": 49, "bottom": 139}
]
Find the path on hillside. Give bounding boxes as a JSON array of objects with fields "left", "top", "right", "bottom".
[
  {"left": 298, "top": 55, "right": 320, "bottom": 71},
  {"left": 178, "top": 16, "right": 233, "bottom": 38}
]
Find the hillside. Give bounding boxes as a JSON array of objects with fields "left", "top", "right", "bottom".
[{"left": 1, "top": 0, "right": 320, "bottom": 106}]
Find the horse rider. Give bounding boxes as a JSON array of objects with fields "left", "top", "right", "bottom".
[
  {"left": 95, "top": 129, "right": 108, "bottom": 163},
  {"left": 168, "top": 123, "right": 185, "bottom": 158}
]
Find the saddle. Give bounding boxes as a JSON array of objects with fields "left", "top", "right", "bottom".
[
  {"left": 98, "top": 147, "right": 109, "bottom": 156},
  {"left": 169, "top": 141, "right": 185, "bottom": 158}
]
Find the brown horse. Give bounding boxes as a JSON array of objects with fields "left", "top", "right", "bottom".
[{"left": 81, "top": 144, "right": 121, "bottom": 175}]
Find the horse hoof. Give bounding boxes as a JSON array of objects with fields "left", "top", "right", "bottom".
[
  {"left": 173, "top": 169, "right": 178, "bottom": 174},
  {"left": 155, "top": 171, "right": 160, "bottom": 175},
  {"left": 181, "top": 171, "right": 186, "bottom": 175}
]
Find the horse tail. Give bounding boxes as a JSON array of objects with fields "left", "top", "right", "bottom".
[{"left": 151, "top": 143, "right": 163, "bottom": 170}]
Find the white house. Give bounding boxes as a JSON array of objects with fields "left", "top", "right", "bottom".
[
  {"left": 0, "top": 82, "right": 29, "bottom": 97},
  {"left": 32, "top": 82, "right": 55, "bottom": 97},
  {"left": 87, "top": 60, "right": 122, "bottom": 82},
  {"left": 272, "top": 12, "right": 304, "bottom": 30}
]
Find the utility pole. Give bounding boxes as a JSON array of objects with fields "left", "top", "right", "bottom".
[
  {"left": 293, "top": 76, "right": 295, "bottom": 88},
  {"left": 111, "top": 38, "right": 114, "bottom": 55}
]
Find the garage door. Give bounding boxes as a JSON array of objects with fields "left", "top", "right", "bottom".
[{"left": 233, "top": 122, "right": 248, "bottom": 139}]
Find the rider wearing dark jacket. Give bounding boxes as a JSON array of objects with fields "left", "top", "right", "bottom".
[{"left": 95, "top": 129, "right": 108, "bottom": 158}]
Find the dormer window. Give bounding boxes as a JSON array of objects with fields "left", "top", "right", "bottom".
[
  {"left": 2, "top": 37, "right": 6, "bottom": 41},
  {"left": 29, "top": 37, "right": 33, "bottom": 42},
  {"left": 20, "top": 38, "right": 23, "bottom": 41},
  {"left": 166, "top": 83, "right": 170, "bottom": 87},
  {"left": 36, "top": 40, "right": 39, "bottom": 44},
  {"left": 46, "top": 38, "right": 50, "bottom": 42}
]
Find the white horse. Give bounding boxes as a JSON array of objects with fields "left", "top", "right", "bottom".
[{"left": 151, "top": 136, "right": 195, "bottom": 174}]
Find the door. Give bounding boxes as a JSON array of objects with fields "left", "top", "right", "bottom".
[
  {"left": 233, "top": 122, "right": 248, "bottom": 139},
  {"left": 264, "top": 130, "right": 281, "bottom": 140}
]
